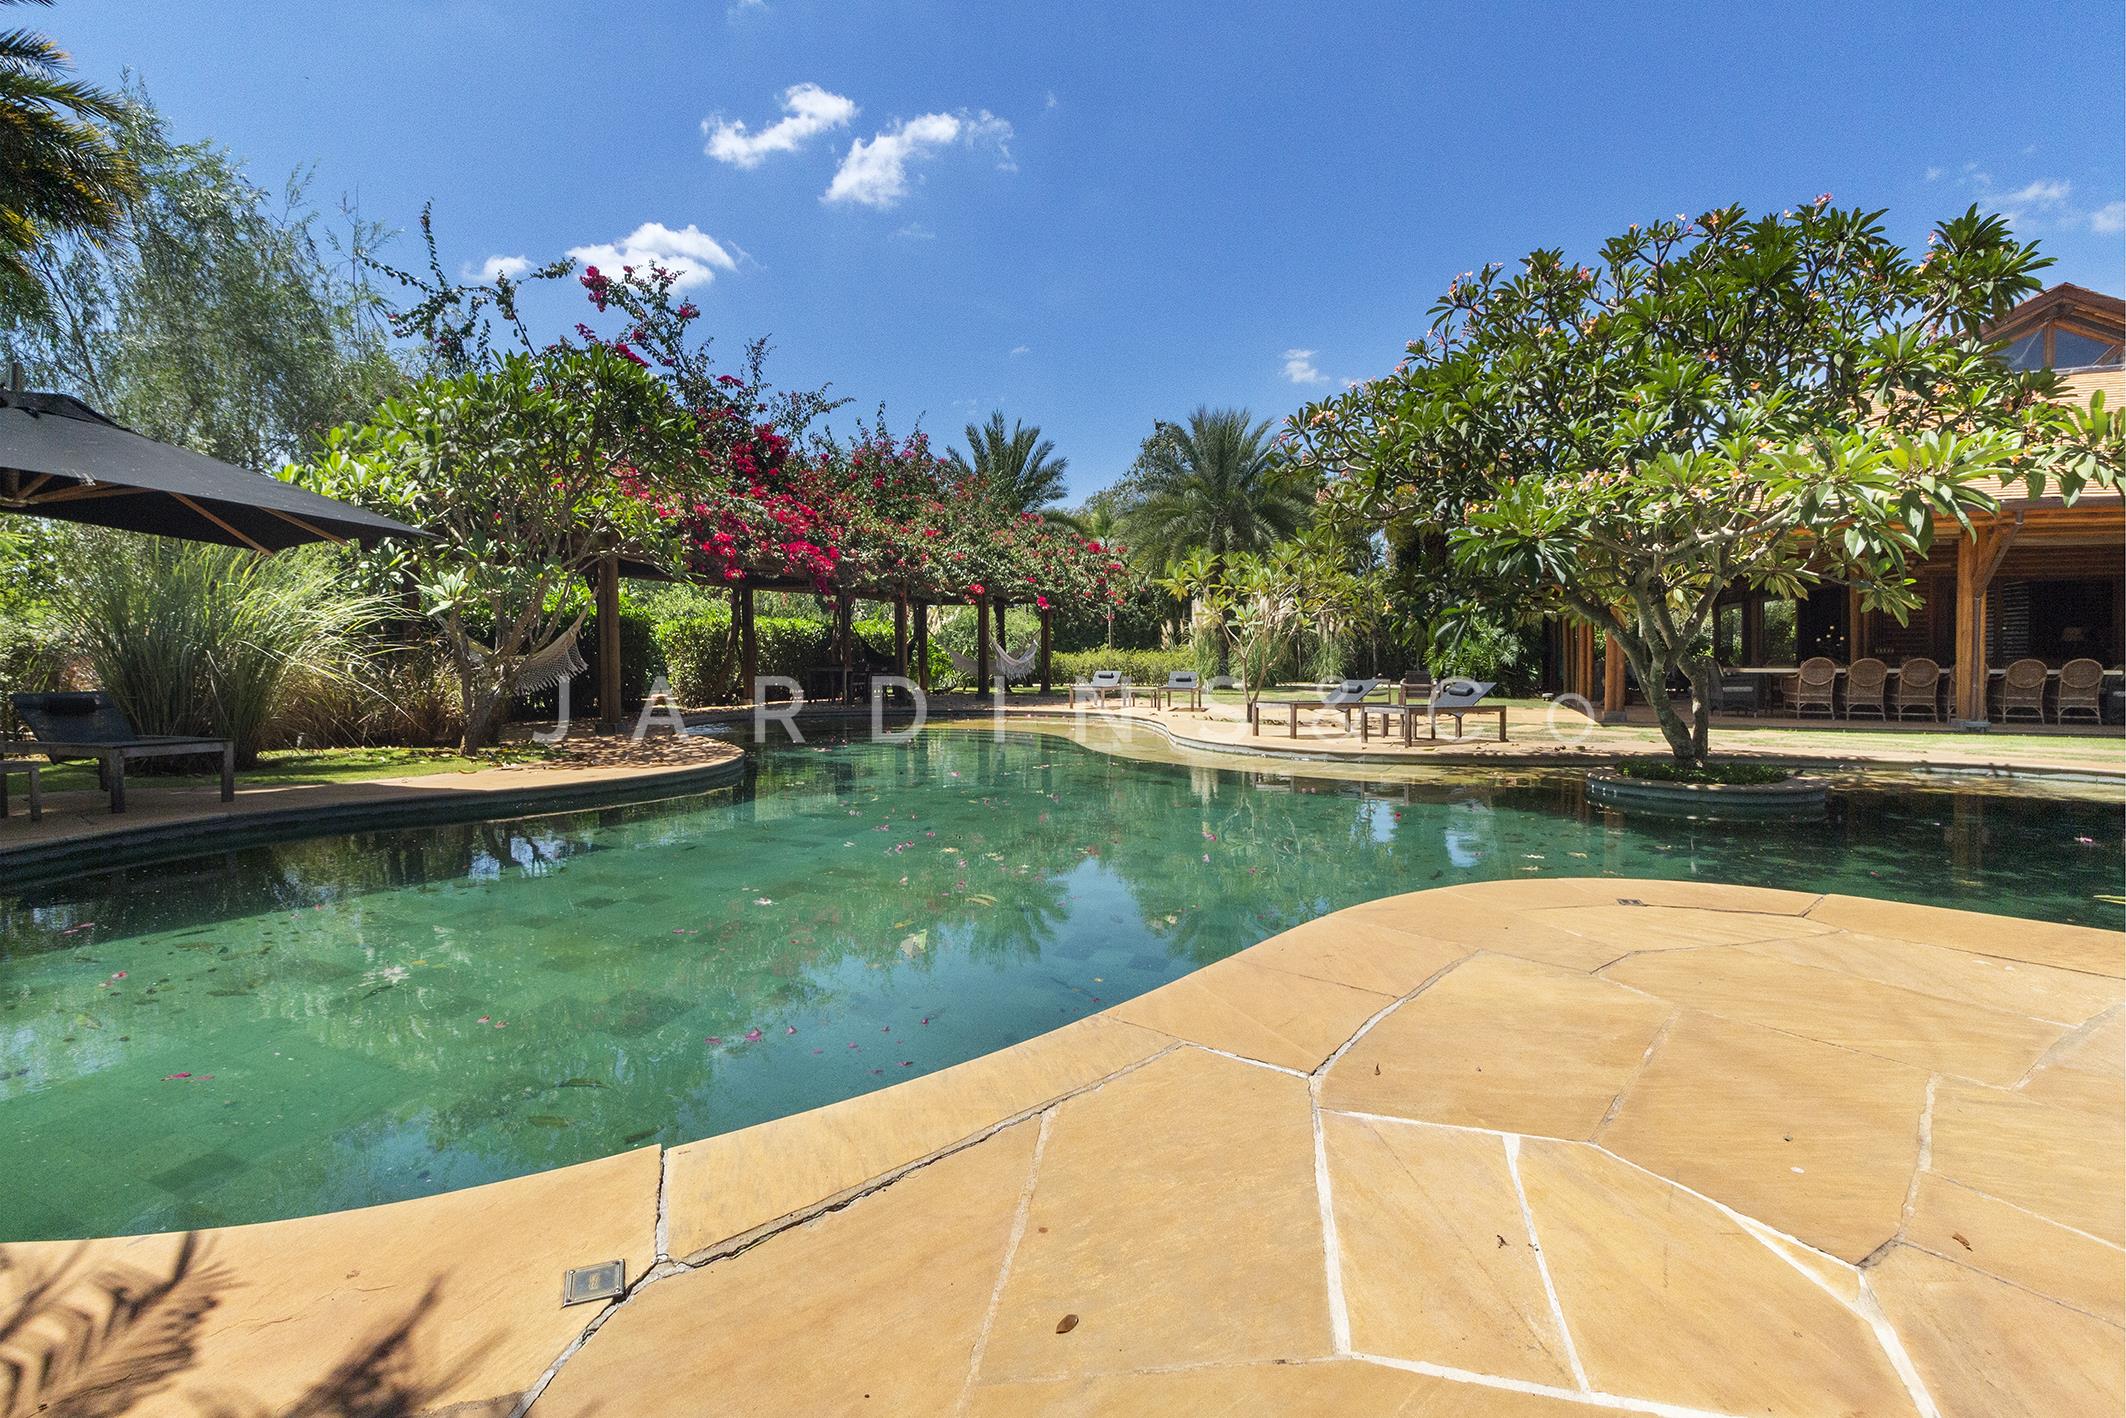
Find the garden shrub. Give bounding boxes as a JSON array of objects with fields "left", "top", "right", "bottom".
[
  {"left": 1051, "top": 647, "right": 1194, "bottom": 686},
  {"left": 655, "top": 609, "right": 833, "bottom": 704}
]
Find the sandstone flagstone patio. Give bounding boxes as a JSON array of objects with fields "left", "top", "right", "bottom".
[{"left": 1, "top": 879, "right": 2119, "bottom": 1417}]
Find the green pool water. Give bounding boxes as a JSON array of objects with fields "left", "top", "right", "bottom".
[{"left": 2, "top": 726, "right": 2119, "bottom": 1241}]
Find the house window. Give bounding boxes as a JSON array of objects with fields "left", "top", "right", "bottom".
[{"left": 2053, "top": 327, "right": 2124, "bottom": 370}]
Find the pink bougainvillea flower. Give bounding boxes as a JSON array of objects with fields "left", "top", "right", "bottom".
[
  {"left": 744, "top": 1028, "right": 764, "bottom": 1042},
  {"left": 785, "top": 1025, "right": 798, "bottom": 1035},
  {"left": 112, "top": 971, "right": 126, "bottom": 979},
  {"left": 164, "top": 1072, "right": 191, "bottom": 1080}
]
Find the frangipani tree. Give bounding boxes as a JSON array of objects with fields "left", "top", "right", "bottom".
[
  {"left": 1286, "top": 201, "right": 2122, "bottom": 765},
  {"left": 297, "top": 346, "right": 696, "bottom": 751}
]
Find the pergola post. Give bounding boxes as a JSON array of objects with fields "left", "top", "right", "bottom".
[
  {"left": 976, "top": 599, "right": 991, "bottom": 692},
  {"left": 913, "top": 601, "right": 930, "bottom": 692},
  {"left": 1602, "top": 632, "right": 1627, "bottom": 719},
  {"left": 1572, "top": 622, "right": 1597, "bottom": 702},
  {"left": 1038, "top": 607, "right": 1053, "bottom": 693},
  {"left": 1742, "top": 598, "right": 1765, "bottom": 665},
  {"left": 739, "top": 582, "right": 758, "bottom": 704},
  {"left": 596, "top": 549, "right": 622, "bottom": 733},
  {"left": 1953, "top": 519, "right": 2018, "bottom": 723},
  {"left": 893, "top": 598, "right": 909, "bottom": 680},
  {"left": 838, "top": 594, "right": 855, "bottom": 702},
  {"left": 1847, "top": 586, "right": 1871, "bottom": 660}
]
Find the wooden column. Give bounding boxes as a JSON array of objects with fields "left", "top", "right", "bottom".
[
  {"left": 1602, "top": 633, "right": 1627, "bottom": 717},
  {"left": 893, "top": 598, "right": 909, "bottom": 679},
  {"left": 1571, "top": 622, "right": 1597, "bottom": 701},
  {"left": 1847, "top": 586, "right": 1871, "bottom": 660},
  {"left": 838, "top": 594, "right": 855, "bottom": 701},
  {"left": 913, "top": 601, "right": 930, "bottom": 691},
  {"left": 1038, "top": 607, "right": 1053, "bottom": 693},
  {"left": 596, "top": 550, "right": 622, "bottom": 732},
  {"left": 1742, "top": 598, "right": 1765, "bottom": 666},
  {"left": 1953, "top": 520, "right": 2017, "bottom": 723},
  {"left": 739, "top": 582, "right": 758, "bottom": 703},
  {"left": 975, "top": 599, "right": 992, "bottom": 691}
]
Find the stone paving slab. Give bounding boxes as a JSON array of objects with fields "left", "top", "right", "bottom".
[{"left": 2, "top": 878, "right": 2119, "bottom": 1418}]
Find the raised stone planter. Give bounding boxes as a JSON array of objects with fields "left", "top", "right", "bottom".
[{"left": 1586, "top": 767, "right": 1826, "bottom": 819}]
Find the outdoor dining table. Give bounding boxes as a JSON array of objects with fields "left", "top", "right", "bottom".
[{"left": 1730, "top": 664, "right": 2122, "bottom": 715}]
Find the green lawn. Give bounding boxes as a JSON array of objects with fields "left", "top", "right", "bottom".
[{"left": 26, "top": 744, "right": 555, "bottom": 795}]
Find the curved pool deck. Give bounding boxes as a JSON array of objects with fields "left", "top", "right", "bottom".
[{"left": 2, "top": 879, "right": 2119, "bottom": 1417}]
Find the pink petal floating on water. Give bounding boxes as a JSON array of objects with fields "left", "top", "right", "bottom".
[
  {"left": 706, "top": 1036, "right": 722, "bottom": 1045},
  {"left": 494, "top": 1022, "right": 507, "bottom": 1028},
  {"left": 112, "top": 971, "right": 126, "bottom": 980},
  {"left": 744, "top": 1028, "right": 764, "bottom": 1042},
  {"left": 2076, "top": 835, "right": 2097, "bottom": 844},
  {"left": 871, "top": 1068, "right": 883, "bottom": 1075},
  {"left": 811, "top": 1048, "right": 824, "bottom": 1055},
  {"left": 921, "top": 1016, "right": 930, "bottom": 1026},
  {"left": 899, "top": 1060, "right": 912, "bottom": 1067},
  {"left": 1202, "top": 854, "right": 1210, "bottom": 863},
  {"left": 479, "top": 1015, "right": 491, "bottom": 1023},
  {"left": 881, "top": 1025, "right": 891, "bottom": 1033},
  {"left": 785, "top": 1025, "right": 797, "bottom": 1035},
  {"left": 164, "top": 1072, "right": 191, "bottom": 1080}
]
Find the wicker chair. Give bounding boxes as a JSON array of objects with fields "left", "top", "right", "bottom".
[
  {"left": 1998, "top": 658, "right": 2049, "bottom": 723},
  {"left": 1792, "top": 657, "right": 1838, "bottom": 718},
  {"left": 2057, "top": 658, "right": 2105, "bottom": 724},
  {"left": 1844, "top": 658, "right": 1889, "bottom": 719},
  {"left": 1893, "top": 657, "right": 1942, "bottom": 722}
]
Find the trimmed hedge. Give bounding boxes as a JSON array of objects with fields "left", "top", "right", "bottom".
[
  {"left": 1051, "top": 647, "right": 1194, "bottom": 687},
  {"left": 656, "top": 607, "right": 833, "bottom": 704}
]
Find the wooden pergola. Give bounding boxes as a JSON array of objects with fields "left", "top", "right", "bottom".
[{"left": 585, "top": 552, "right": 1067, "bottom": 727}]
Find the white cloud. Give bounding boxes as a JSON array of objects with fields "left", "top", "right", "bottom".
[
  {"left": 2091, "top": 201, "right": 2126, "bottom": 235},
  {"left": 1044, "top": 91, "right": 1059, "bottom": 110},
  {"left": 2001, "top": 179, "right": 2072, "bottom": 208},
  {"left": 472, "top": 254, "right": 531, "bottom": 282},
  {"left": 1009, "top": 344, "right": 1030, "bottom": 356},
  {"left": 566, "top": 222, "right": 737, "bottom": 290},
  {"left": 824, "top": 110, "right": 1014, "bottom": 208},
  {"left": 1282, "top": 348, "right": 1327, "bottom": 385},
  {"left": 1923, "top": 165, "right": 1943, "bottom": 182},
  {"left": 727, "top": 0, "right": 766, "bottom": 18},
  {"left": 892, "top": 222, "right": 936, "bottom": 240},
  {"left": 704, "top": 83, "right": 856, "bottom": 168}
]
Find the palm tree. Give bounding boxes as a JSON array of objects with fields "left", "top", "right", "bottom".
[
  {"left": 1120, "top": 407, "right": 1308, "bottom": 672},
  {"left": 944, "top": 410, "right": 1069, "bottom": 515},
  {"left": 0, "top": 0, "right": 139, "bottom": 303}
]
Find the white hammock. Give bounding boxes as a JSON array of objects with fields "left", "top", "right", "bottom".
[
  {"left": 465, "top": 619, "right": 588, "bottom": 699},
  {"left": 944, "top": 639, "right": 1039, "bottom": 683}
]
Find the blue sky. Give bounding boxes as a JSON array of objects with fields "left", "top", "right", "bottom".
[{"left": 58, "top": 0, "right": 2126, "bottom": 500}]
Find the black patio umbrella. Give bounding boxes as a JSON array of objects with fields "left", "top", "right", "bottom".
[{"left": 0, "top": 389, "right": 424, "bottom": 550}]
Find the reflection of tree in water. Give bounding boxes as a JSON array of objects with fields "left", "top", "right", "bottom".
[{"left": 0, "top": 1235, "right": 464, "bottom": 1417}]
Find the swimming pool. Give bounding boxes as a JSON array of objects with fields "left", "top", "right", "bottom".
[{"left": 2, "top": 726, "right": 2118, "bottom": 1240}]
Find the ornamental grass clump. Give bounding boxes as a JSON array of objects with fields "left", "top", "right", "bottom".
[{"left": 51, "top": 535, "right": 387, "bottom": 763}]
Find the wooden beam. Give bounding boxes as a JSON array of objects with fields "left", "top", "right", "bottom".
[
  {"left": 913, "top": 601, "right": 930, "bottom": 692},
  {"left": 261, "top": 507, "right": 347, "bottom": 544},
  {"left": 976, "top": 599, "right": 991, "bottom": 692},
  {"left": 839, "top": 594, "right": 855, "bottom": 700},
  {"left": 596, "top": 550, "right": 622, "bottom": 730},
  {"left": 170, "top": 493, "right": 273, "bottom": 553},
  {"left": 740, "top": 583, "right": 758, "bottom": 703},
  {"left": 1039, "top": 608, "right": 1053, "bottom": 693}
]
